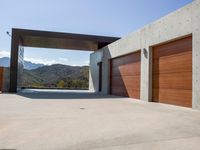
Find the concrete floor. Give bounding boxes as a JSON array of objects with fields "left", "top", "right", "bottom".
[{"left": 0, "top": 90, "right": 200, "bottom": 150}]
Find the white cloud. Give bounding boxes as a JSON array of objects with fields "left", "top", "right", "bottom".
[
  {"left": 25, "top": 57, "right": 57, "bottom": 65},
  {"left": 58, "top": 57, "right": 69, "bottom": 63},
  {"left": 0, "top": 50, "right": 89, "bottom": 66},
  {"left": 24, "top": 57, "right": 70, "bottom": 65},
  {"left": 0, "top": 50, "right": 10, "bottom": 58},
  {"left": 71, "top": 64, "right": 78, "bottom": 66},
  {"left": 70, "top": 60, "right": 89, "bottom": 67},
  {"left": 21, "top": 56, "right": 89, "bottom": 66}
]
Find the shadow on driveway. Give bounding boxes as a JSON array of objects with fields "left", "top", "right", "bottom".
[{"left": 17, "top": 89, "right": 121, "bottom": 100}]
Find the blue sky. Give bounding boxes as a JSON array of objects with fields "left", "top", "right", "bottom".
[{"left": 0, "top": 0, "right": 192, "bottom": 66}]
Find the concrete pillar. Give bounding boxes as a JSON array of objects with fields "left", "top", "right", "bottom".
[
  {"left": 140, "top": 27, "right": 151, "bottom": 102},
  {"left": 140, "top": 47, "right": 151, "bottom": 102},
  {"left": 10, "top": 31, "right": 20, "bottom": 93},
  {"left": 192, "top": 0, "right": 200, "bottom": 109},
  {"left": 9, "top": 29, "right": 24, "bottom": 93},
  {"left": 89, "top": 51, "right": 103, "bottom": 93},
  {"left": 101, "top": 59, "right": 110, "bottom": 94},
  {"left": 101, "top": 48, "right": 111, "bottom": 94}
]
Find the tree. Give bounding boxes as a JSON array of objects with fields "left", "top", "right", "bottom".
[
  {"left": 57, "top": 80, "right": 65, "bottom": 88},
  {"left": 31, "top": 83, "right": 43, "bottom": 88}
]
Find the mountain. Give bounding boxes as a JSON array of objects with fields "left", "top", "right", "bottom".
[
  {"left": 0, "top": 57, "right": 9, "bottom": 67},
  {"left": 24, "top": 60, "right": 44, "bottom": 70},
  {"left": 0, "top": 57, "right": 44, "bottom": 70},
  {"left": 22, "top": 64, "right": 89, "bottom": 89},
  {"left": 0, "top": 57, "right": 89, "bottom": 89}
]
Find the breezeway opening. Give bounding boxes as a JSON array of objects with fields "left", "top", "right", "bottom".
[
  {"left": 9, "top": 28, "right": 119, "bottom": 92},
  {"left": 20, "top": 47, "right": 92, "bottom": 91}
]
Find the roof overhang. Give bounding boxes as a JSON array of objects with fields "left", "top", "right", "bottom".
[{"left": 12, "top": 28, "right": 120, "bottom": 51}]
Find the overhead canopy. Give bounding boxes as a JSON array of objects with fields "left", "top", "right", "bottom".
[
  {"left": 12, "top": 28, "right": 120, "bottom": 51},
  {"left": 10, "top": 28, "right": 120, "bottom": 93}
]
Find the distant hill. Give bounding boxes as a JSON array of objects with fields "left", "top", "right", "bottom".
[
  {"left": 24, "top": 60, "right": 44, "bottom": 70},
  {"left": 22, "top": 64, "right": 89, "bottom": 89},
  {"left": 0, "top": 57, "right": 44, "bottom": 70},
  {"left": 0, "top": 57, "right": 9, "bottom": 67},
  {"left": 0, "top": 57, "right": 89, "bottom": 89}
]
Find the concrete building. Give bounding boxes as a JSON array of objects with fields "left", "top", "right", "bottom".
[
  {"left": 90, "top": 0, "right": 200, "bottom": 110},
  {"left": 8, "top": 0, "right": 200, "bottom": 110}
]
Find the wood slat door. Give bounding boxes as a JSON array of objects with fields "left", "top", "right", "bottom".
[
  {"left": 110, "top": 51, "right": 141, "bottom": 99},
  {"left": 152, "top": 36, "right": 192, "bottom": 107}
]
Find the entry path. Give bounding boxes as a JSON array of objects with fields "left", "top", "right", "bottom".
[{"left": 0, "top": 90, "right": 200, "bottom": 150}]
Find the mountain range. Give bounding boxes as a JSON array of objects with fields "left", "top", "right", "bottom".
[
  {"left": 0, "top": 57, "right": 44, "bottom": 70},
  {"left": 22, "top": 64, "right": 89, "bottom": 88},
  {"left": 0, "top": 57, "right": 89, "bottom": 89}
]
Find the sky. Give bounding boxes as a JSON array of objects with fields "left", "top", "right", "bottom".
[{"left": 0, "top": 0, "right": 192, "bottom": 66}]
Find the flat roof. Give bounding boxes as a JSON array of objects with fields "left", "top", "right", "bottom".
[{"left": 12, "top": 28, "right": 120, "bottom": 51}]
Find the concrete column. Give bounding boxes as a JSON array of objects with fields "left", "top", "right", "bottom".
[
  {"left": 9, "top": 31, "right": 20, "bottom": 93},
  {"left": 192, "top": 0, "right": 200, "bottom": 109},
  {"left": 101, "top": 48, "right": 111, "bottom": 94},
  {"left": 140, "top": 47, "right": 151, "bottom": 102},
  {"left": 89, "top": 51, "right": 103, "bottom": 93},
  {"left": 140, "top": 28, "right": 151, "bottom": 102},
  {"left": 88, "top": 69, "right": 94, "bottom": 92},
  {"left": 101, "top": 59, "right": 110, "bottom": 94}
]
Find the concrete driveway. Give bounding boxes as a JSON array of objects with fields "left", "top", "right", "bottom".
[{"left": 0, "top": 90, "right": 200, "bottom": 150}]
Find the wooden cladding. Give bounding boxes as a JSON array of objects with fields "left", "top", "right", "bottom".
[
  {"left": 152, "top": 36, "right": 192, "bottom": 107},
  {"left": 0, "top": 67, "right": 3, "bottom": 92},
  {"left": 110, "top": 51, "right": 141, "bottom": 99}
]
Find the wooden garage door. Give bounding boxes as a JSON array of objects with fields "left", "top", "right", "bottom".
[
  {"left": 110, "top": 51, "right": 141, "bottom": 99},
  {"left": 152, "top": 36, "right": 192, "bottom": 107}
]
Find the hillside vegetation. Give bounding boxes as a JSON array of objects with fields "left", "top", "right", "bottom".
[{"left": 22, "top": 64, "right": 89, "bottom": 89}]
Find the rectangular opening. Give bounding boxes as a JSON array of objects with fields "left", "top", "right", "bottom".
[{"left": 20, "top": 47, "right": 92, "bottom": 91}]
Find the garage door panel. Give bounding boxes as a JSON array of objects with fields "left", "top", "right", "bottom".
[
  {"left": 112, "top": 62, "right": 141, "bottom": 76},
  {"left": 112, "top": 52, "right": 141, "bottom": 67},
  {"left": 153, "top": 51, "right": 192, "bottom": 74},
  {"left": 129, "top": 90, "right": 140, "bottom": 100},
  {"left": 152, "top": 36, "right": 192, "bottom": 108},
  {"left": 128, "top": 90, "right": 140, "bottom": 99},
  {"left": 153, "top": 36, "right": 192, "bottom": 58},
  {"left": 152, "top": 89, "right": 192, "bottom": 107},
  {"left": 153, "top": 72, "right": 192, "bottom": 90},
  {"left": 111, "top": 76, "right": 140, "bottom": 90},
  {"left": 111, "top": 87, "right": 128, "bottom": 97},
  {"left": 111, "top": 86, "right": 140, "bottom": 98},
  {"left": 111, "top": 51, "right": 141, "bottom": 99}
]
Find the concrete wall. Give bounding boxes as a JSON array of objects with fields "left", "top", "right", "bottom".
[
  {"left": 192, "top": 0, "right": 200, "bottom": 109},
  {"left": 89, "top": 50, "right": 103, "bottom": 92},
  {"left": 90, "top": 0, "right": 200, "bottom": 109},
  {"left": 17, "top": 45, "right": 24, "bottom": 91}
]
